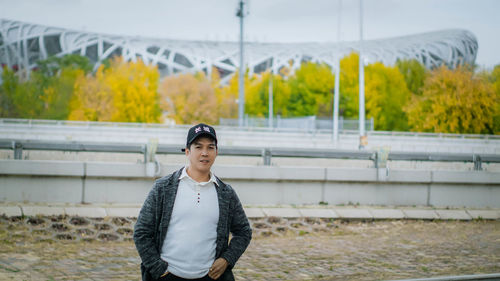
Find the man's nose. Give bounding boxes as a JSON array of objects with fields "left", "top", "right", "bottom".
[{"left": 201, "top": 149, "right": 208, "bottom": 156}]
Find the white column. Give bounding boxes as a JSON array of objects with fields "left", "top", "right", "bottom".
[
  {"left": 238, "top": 0, "right": 245, "bottom": 127},
  {"left": 269, "top": 70, "right": 273, "bottom": 128},
  {"left": 358, "top": 0, "right": 366, "bottom": 148},
  {"left": 333, "top": 0, "right": 342, "bottom": 143}
]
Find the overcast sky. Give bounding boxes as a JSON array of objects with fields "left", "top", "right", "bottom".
[{"left": 2, "top": 0, "right": 499, "bottom": 68}]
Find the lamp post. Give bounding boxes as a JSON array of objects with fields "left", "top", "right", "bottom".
[
  {"left": 269, "top": 68, "right": 273, "bottom": 128},
  {"left": 237, "top": 0, "right": 246, "bottom": 127},
  {"left": 333, "top": 0, "right": 342, "bottom": 143},
  {"left": 358, "top": 0, "right": 366, "bottom": 148}
]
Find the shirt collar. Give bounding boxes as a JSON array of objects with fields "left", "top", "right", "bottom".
[{"left": 180, "top": 166, "right": 218, "bottom": 186}]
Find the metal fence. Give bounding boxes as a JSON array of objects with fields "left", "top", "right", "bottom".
[
  {"left": 2, "top": 138, "right": 498, "bottom": 170},
  {"left": 219, "top": 116, "right": 375, "bottom": 132},
  {"left": 2, "top": 118, "right": 498, "bottom": 140}
]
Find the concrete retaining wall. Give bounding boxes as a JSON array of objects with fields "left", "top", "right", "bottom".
[{"left": 1, "top": 160, "right": 499, "bottom": 208}]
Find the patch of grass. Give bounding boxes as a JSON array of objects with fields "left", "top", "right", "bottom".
[
  {"left": 299, "top": 230, "right": 309, "bottom": 236},
  {"left": 0, "top": 263, "right": 20, "bottom": 273}
]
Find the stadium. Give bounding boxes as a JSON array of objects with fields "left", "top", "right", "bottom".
[{"left": 0, "top": 19, "right": 478, "bottom": 83}]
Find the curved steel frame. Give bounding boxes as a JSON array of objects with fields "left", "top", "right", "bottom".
[{"left": 0, "top": 19, "right": 478, "bottom": 84}]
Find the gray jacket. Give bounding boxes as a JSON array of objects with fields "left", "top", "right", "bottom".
[{"left": 133, "top": 168, "right": 252, "bottom": 281}]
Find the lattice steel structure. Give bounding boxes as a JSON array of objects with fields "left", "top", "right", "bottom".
[{"left": 0, "top": 19, "right": 478, "bottom": 84}]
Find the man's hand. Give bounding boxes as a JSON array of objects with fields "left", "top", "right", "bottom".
[{"left": 208, "top": 258, "right": 229, "bottom": 280}]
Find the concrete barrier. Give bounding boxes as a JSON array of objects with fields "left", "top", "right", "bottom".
[{"left": 0, "top": 159, "right": 499, "bottom": 208}]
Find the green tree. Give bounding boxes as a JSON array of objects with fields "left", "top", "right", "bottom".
[
  {"left": 0, "top": 54, "right": 91, "bottom": 119},
  {"left": 286, "top": 62, "right": 334, "bottom": 117},
  {"left": 245, "top": 70, "right": 291, "bottom": 118},
  {"left": 396, "top": 59, "right": 427, "bottom": 95}
]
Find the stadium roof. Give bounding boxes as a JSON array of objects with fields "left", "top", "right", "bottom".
[{"left": 0, "top": 19, "right": 478, "bottom": 83}]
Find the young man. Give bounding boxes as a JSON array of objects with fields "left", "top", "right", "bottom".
[{"left": 134, "top": 123, "right": 252, "bottom": 281}]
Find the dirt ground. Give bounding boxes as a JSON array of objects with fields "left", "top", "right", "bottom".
[{"left": 0, "top": 220, "right": 499, "bottom": 281}]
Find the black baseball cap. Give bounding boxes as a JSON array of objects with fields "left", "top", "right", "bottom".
[{"left": 181, "top": 123, "right": 218, "bottom": 152}]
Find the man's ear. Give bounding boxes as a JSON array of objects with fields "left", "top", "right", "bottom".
[{"left": 185, "top": 148, "right": 190, "bottom": 156}]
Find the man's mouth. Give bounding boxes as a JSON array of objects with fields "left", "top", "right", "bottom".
[{"left": 200, "top": 160, "right": 210, "bottom": 164}]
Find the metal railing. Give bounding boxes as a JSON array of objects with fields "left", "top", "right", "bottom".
[
  {"left": 2, "top": 139, "right": 498, "bottom": 170},
  {"left": 1, "top": 118, "right": 499, "bottom": 140},
  {"left": 219, "top": 116, "right": 375, "bottom": 131}
]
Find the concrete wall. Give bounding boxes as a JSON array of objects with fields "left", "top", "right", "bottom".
[{"left": 1, "top": 159, "right": 499, "bottom": 208}]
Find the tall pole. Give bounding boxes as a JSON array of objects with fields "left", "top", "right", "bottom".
[
  {"left": 237, "top": 0, "right": 245, "bottom": 127},
  {"left": 333, "top": 0, "right": 342, "bottom": 143},
  {"left": 269, "top": 69, "right": 273, "bottom": 128},
  {"left": 358, "top": 0, "right": 366, "bottom": 148}
]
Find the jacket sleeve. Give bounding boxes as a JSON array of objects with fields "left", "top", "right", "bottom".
[
  {"left": 133, "top": 181, "right": 168, "bottom": 279},
  {"left": 220, "top": 188, "right": 252, "bottom": 268}
]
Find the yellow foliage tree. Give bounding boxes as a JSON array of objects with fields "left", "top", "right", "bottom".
[
  {"left": 69, "top": 57, "right": 161, "bottom": 123},
  {"left": 491, "top": 65, "right": 500, "bottom": 134},
  {"left": 105, "top": 58, "right": 161, "bottom": 123},
  {"left": 405, "top": 65, "right": 496, "bottom": 134},
  {"left": 159, "top": 72, "right": 218, "bottom": 124},
  {"left": 214, "top": 69, "right": 241, "bottom": 120},
  {"left": 339, "top": 53, "right": 411, "bottom": 131},
  {"left": 365, "top": 62, "right": 411, "bottom": 131},
  {"left": 339, "top": 53, "right": 360, "bottom": 118},
  {"left": 69, "top": 68, "right": 113, "bottom": 121}
]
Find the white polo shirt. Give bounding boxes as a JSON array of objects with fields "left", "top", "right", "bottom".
[{"left": 160, "top": 167, "right": 220, "bottom": 279}]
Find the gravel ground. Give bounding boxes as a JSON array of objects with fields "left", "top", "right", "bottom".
[{"left": 0, "top": 220, "right": 499, "bottom": 281}]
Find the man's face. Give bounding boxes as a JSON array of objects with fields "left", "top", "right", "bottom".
[{"left": 185, "top": 136, "right": 218, "bottom": 174}]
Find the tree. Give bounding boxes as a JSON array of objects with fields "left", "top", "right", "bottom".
[
  {"left": 396, "top": 59, "right": 427, "bottom": 95},
  {"left": 365, "top": 62, "right": 411, "bottom": 131},
  {"left": 215, "top": 69, "right": 244, "bottom": 120},
  {"left": 68, "top": 67, "right": 113, "bottom": 121},
  {"left": 0, "top": 54, "right": 91, "bottom": 120},
  {"left": 105, "top": 58, "right": 161, "bottom": 123},
  {"left": 69, "top": 57, "right": 162, "bottom": 123},
  {"left": 489, "top": 64, "right": 500, "bottom": 134},
  {"left": 339, "top": 53, "right": 360, "bottom": 119},
  {"left": 338, "top": 53, "right": 411, "bottom": 131},
  {"left": 286, "top": 62, "right": 334, "bottom": 117},
  {"left": 405, "top": 65, "right": 496, "bottom": 134},
  {"left": 159, "top": 72, "right": 218, "bottom": 124},
  {"left": 245, "top": 70, "right": 291, "bottom": 118}
]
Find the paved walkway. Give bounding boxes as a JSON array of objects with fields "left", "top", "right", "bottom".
[
  {"left": 1, "top": 203, "right": 500, "bottom": 221},
  {"left": 1, "top": 218, "right": 499, "bottom": 280}
]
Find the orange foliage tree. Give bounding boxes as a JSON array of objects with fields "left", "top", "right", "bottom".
[{"left": 158, "top": 72, "right": 218, "bottom": 124}]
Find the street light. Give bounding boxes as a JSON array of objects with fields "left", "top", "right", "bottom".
[
  {"left": 333, "top": 0, "right": 342, "bottom": 143},
  {"left": 358, "top": 0, "right": 367, "bottom": 148},
  {"left": 236, "top": 0, "right": 247, "bottom": 127}
]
